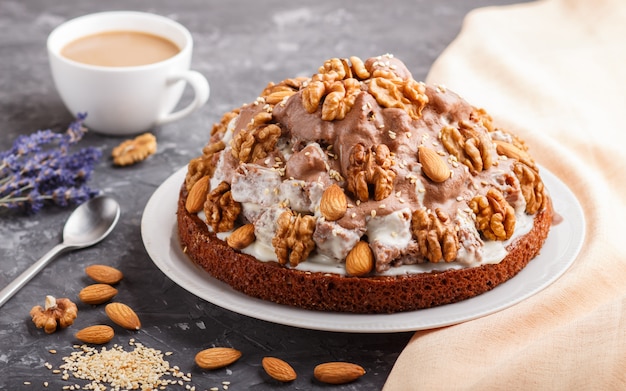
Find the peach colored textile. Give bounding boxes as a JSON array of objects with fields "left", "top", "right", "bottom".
[{"left": 384, "top": 0, "right": 626, "bottom": 389}]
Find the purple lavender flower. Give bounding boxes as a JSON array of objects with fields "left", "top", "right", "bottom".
[{"left": 0, "top": 114, "right": 102, "bottom": 214}]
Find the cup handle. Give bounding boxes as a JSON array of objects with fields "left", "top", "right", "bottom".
[{"left": 157, "top": 70, "right": 210, "bottom": 125}]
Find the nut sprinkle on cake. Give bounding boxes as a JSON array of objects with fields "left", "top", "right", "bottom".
[{"left": 177, "top": 54, "right": 552, "bottom": 313}]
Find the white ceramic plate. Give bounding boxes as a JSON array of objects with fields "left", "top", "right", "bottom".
[{"left": 141, "top": 166, "right": 584, "bottom": 333}]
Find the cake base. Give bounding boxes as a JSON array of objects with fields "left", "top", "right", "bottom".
[{"left": 177, "top": 186, "right": 553, "bottom": 314}]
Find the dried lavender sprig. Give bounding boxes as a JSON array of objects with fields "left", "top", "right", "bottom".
[{"left": 0, "top": 114, "right": 102, "bottom": 214}]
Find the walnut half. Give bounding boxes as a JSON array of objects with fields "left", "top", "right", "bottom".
[
  {"left": 440, "top": 121, "right": 494, "bottom": 174},
  {"left": 30, "top": 295, "right": 78, "bottom": 334},
  {"left": 411, "top": 208, "right": 459, "bottom": 263},
  {"left": 346, "top": 143, "right": 396, "bottom": 202},
  {"left": 470, "top": 188, "right": 516, "bottom": 241},
  {"left": 204, "top": 181, "right": 241, "bottom": 233},
  {"left": 272, "top": 209, "right": 316, "bottom": 267}
]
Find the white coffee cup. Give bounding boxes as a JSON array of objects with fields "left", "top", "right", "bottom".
[{"left": 47, "top": 11, "right": 210, "bottom": 136}]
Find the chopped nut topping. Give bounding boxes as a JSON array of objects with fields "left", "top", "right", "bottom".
[
  {"left": 411, "top": 209, "right": 459, "bottom": 263},
  {"left": 272, "top": 210, "right": 316, "bottom": 266},
  {"left": 470, "top": 188, "right": 516, "bottom": 240}
]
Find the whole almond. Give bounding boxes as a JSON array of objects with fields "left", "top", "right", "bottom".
[
  {"left": 418, "top": 146, "right": 450, "bottom": 183},
  {"left": 493, "top": 140, "right": 535, "bottom": 167},
  {"left": 265, "top": 90, "right": 296, "bottom": 105},
  {"left": 195, "top": 347, "right": 242, "bottom": 370},
  {"left": 345, "top": 241, "right": 373, "bottom": 277},
  {"left": 78, "top": 284, "right": 118, "bottom": 305},
  {"left": 262, "top": 357, "right": 297, "bottom": 382},
  {"left": 85, "top": 265, "right": 123, "bottom": 285},
  {"left": 105, "top": 302, "right": 141, "bottom": 330},
  {"left": 314, "top": 362, "right": 366, "bottom": 384},
  {"left": 226, "top": 224, "right": 256, "bottom": 250},
  {"left": 75, "top": 325, "right": 114, "bottom": 345},
  {"left": 320, "top": 184, "right": 347, "bottom": 221},
  {"left": 186, "top": 175, "right": 210, "bottom": 213}
]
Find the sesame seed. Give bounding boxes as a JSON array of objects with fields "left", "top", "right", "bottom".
[
  {"left": 370, "top": 209, "right": 377, "bottom": 217},
  {"left": 48, "top": 349, "right": 57, "bottom": 354}
]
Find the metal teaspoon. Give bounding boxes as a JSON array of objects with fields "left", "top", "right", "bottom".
[{"left": 0, "top": 195, "right": 120, "bottom": 308}]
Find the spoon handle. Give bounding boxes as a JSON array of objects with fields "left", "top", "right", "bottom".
[{"left": 0, "top": 243, "right": 69, "bottom": 308}]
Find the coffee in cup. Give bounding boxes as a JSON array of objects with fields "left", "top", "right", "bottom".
[{"left": 47, "top": 11, "right": 210, "bottom": 136}]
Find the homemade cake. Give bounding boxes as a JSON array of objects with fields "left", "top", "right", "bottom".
[{"left": 177, "top": 54, "right": 552, "bottom": 313}]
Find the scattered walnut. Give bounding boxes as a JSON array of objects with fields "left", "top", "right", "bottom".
[
  {"left": 272, "top": 209, "right": 316, "bottom": 266},
  {"left": 513, "top": 162, "right": 547, "bottom": 214},
  {"left": 185, "top": 140, "right": 225, "bottom": 191},
  {"left": 204, "top": 181, "right": 241, "bottom": 233},
  {"left": 367, "top": 76, "right": 428, "bottom": 120},
  {"left": 469, "top": 188, "right": 516, "bottom": 241},
  {"left": 440, "top": 121, "right": 494, "bottom": 174},
  {"left": 411, "top": 208, "right": 459, "bottom": 263},
  {"left": 346, "top": 143, "right": 396, "bottom": 202},
  {"left": 231, "top": 111, "right": 282, "bottom": 163},
  {"left": 30, "top": 295, "right": 78, "bottom": 334},
  {"left": 111, "top": 133, "right": 157, "bottom": 166}
]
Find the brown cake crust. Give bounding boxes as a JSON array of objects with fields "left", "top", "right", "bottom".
[{"left": 177, "top": 186, "right": 553, "bottom": 314}]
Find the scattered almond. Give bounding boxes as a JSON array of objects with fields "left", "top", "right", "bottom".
[
  {"left": 226, "top": 223, "right": 256, "bottom": 250},
  {"left": 85, "top": 265, "right": 123, "bottom": 285},
  {"left": 418, "top": 145, "right": 450, "bottom": 183},
  {"left": 314, "top": 362, "right": 366, "bottom": 384},
  {"left": 320, "top": 184, "right": 348, "bottom": 221},
  {"left": 195, "top": 347, "right": 242, "bottom": 370},
  {"left": 345, "top": 241, "right": 374, "bottom": 277},
  {"left": 186, "top": 175, "right": 210, "bottom": 213},
  {"left": 105, "top": 302, "right": 141, "bottom": 330},
  {"left": 75, "top": 325, "right": 114, "bottom": 345},
  {"left": 262, "top": 356, "right": 297, "bottom": 382},
  {"left": 78, "top": 284, "right": 119, "bottom": 305}
]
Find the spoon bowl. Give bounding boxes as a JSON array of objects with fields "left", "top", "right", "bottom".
[
  {"left": 62, "top": 195, "right": 121, "bottom": 248},
  {"left": 0, "top": 195, "right": 120, "bottom": 307}
]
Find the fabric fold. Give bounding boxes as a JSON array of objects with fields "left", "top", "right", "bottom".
[{"left": 384, "top": 0, "right": 626, "bottom": 389}]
